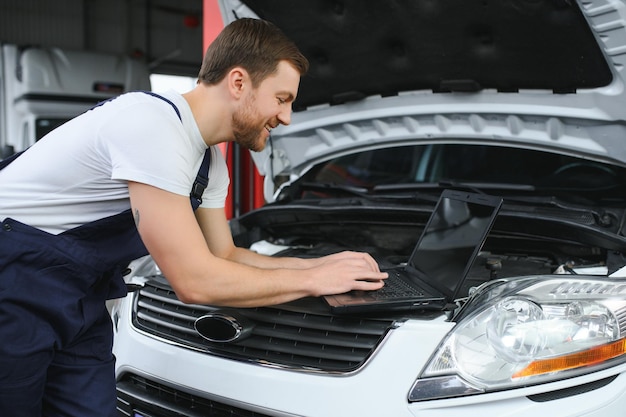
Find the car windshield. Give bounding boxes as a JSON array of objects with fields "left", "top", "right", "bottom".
[{"left": 296, "top": 144, "right": 626, "bottom": 204}]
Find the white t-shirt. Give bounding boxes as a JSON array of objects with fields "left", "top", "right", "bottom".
[{"left": 0, "top": 90, "right": 229, "bottom": 234}]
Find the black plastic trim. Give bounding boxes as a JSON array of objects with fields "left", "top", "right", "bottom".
[{"left": 527, "top": 375, "right": 618, "bottom": 402}]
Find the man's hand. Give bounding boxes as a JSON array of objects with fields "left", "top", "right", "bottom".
[{"left": 303, "top": 251, "right": 388, "bottom": 296}]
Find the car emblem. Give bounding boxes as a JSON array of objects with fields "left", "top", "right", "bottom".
[{"left": 194, "top": 310, "right": 255, "bottom": 343}]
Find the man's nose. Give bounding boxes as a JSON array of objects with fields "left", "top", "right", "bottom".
[{"left": 278, "top": 105, "right": 292, "bottom": 126}]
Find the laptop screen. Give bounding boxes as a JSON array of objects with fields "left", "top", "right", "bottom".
[{"left": 406, "top": 190, "right": 502, "bottom": 300}]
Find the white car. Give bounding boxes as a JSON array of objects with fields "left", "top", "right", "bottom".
[{"left": 112, "top": 0, "right": 626, "bottom": 415}]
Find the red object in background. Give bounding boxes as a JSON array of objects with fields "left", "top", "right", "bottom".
[
  {"left": 240, "top": 150, "right": 266, "bottom": 211},
  {"left": 184, "top": 15, "right": 200, "bottom": 28},
  {"left": 202, "top": 0, "right": 266, "bottom": 219}
]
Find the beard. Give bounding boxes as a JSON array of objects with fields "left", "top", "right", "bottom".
[{"left": 232, "top": 92, "right": 267, "bottom": 152}]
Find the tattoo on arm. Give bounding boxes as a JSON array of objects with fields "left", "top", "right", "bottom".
[{"left": 133, "top": 208, "right": 140, "bottom": 227}]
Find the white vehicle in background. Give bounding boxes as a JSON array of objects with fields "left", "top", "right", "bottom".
[
  {"left": 112, "top": 0, "right": 626, "bottom": 416},
  {"left": 0, "top": 43, "right": 150, "bottom": 157}
]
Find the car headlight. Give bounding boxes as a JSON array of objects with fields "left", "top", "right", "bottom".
[{"left": 409, "top": 276, "right": 626, "bottom": 402}]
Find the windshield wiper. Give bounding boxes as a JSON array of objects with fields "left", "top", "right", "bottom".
[
  {"left": 295, "top": 182, "right": 437, "bottom": 203},
  {"left": 297, "top": 182, "right": 372, "bottom": 198},
  {"left": 504, "top": 195, "right": 615, "bottom": 227},
  {"left": 373, "top": 180, "right": 536, "bottom": 193},
  {"left": 438, "top": 179, "right": 536, "bottom": 193}
]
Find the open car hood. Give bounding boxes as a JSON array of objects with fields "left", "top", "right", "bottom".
[{"left": 217, "top": 0, "right": 626, "bottom": 199}]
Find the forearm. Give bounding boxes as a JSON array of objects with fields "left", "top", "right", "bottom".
[
  {"left": 169, "top": 255, "right": 317, "bottom": 307},
  {"left": 163, "top": 249, "right": 388, "bottom": 308},
  {"left": 225, "top": 245, "right": 312, "bottom": 270}
]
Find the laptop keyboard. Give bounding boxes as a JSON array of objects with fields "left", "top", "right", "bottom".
[{"left": 370, "top": 272, "right": 424, "bottom": 300}]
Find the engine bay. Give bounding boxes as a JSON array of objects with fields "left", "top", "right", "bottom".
[{"left": 238, "top": 207, "right": 621, "bottom": 304}]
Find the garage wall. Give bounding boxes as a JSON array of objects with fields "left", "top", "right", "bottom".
[{"left": 0, "top": 0, "right": 204, "bottom": 77}]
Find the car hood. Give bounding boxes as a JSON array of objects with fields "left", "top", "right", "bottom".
[{"left": 217, "top": 0, "right": 626, "bottom": 200}]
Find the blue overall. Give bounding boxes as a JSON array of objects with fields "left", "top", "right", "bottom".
[{"left": 0, "top": 93, "right": 211, "bottom": 417}]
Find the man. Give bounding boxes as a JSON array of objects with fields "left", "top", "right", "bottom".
[{"left": 0, "top": 18, "right": 387, "bottom": 417}]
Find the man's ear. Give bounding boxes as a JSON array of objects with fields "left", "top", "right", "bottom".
[{"left": 228, "top": 67, "right": 247, "bottom": 99}]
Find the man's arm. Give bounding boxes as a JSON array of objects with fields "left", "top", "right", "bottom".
[
  {"left": 194, "top": 204, "right": 381, "bottom": 272},
  {"left": 128, "top": 181, "right": 387, "bottom": 307},
  {"left": 193, "top": 202, "right": 310, "bottom": 269}
]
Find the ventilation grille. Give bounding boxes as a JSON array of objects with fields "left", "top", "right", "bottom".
[
  {"left": 116, "top": 373, "right": 268, "bottom": 417},
  {"left": 132, "top": 276, "right": 396, "bottom": 372}
]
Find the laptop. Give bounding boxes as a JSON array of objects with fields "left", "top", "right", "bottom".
[{"left": 324, "top": 189, "right": 503, "bottom": 314}]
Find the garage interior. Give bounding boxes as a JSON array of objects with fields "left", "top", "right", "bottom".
[{"left": 0, "top": 0, "right": 206, "bottom": 78}]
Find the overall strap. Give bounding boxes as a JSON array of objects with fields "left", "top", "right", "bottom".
[
  {"left": 0, "top": 91, "right": 212, "bottom": 209},
  {"left": 0, "top": 149, "right": 25, "bottom": 170},
  {"left": 0, "top": 91, "right": 183, "bottom": 169},
  {"left": 88, "top": 90, "right": 183, "bottom": 122},
  {"left": 141, "top": 91, "right": 211, "bottom": 209},
  {"left": 141, "top": 91, "right": 182, "bottom": 121},
  {"left": 190, "top": 148, "right": 212, "bottom": 209}
]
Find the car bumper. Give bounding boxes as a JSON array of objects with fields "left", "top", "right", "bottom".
[{"left": 112, "top": 295, "right": 626, "bottom": 417}]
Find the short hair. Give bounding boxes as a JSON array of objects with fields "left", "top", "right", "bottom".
[{"left": 198, "top": 18, "right": 309, "bottom": 87}]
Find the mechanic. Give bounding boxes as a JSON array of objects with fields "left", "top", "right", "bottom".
[{"left": 0, "top": 18, "right": 387, "bottom": 417}]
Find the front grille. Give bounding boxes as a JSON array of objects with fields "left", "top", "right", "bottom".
[
  {"left": 132, "top": 276, "right": 396, "bottom": 372},
  {"left": 117, "top": 373, "right": 268, "bottom": 417}
]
